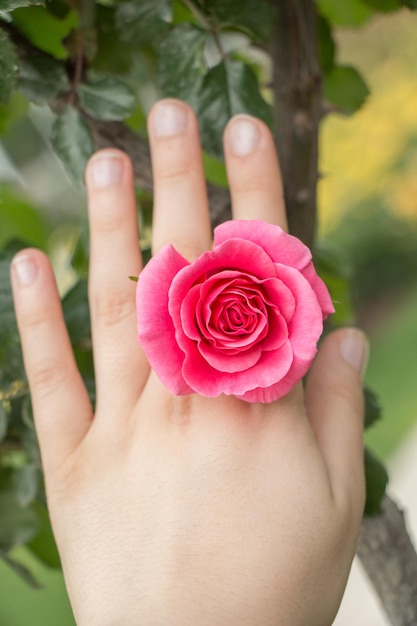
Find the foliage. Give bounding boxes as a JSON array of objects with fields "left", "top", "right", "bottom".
[{"left": 0, "top": 0, "right": 415, "bottom": 588}]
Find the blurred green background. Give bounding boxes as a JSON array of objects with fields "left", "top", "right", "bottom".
[{"left": 1, "top": 7, "right": 417, "bottom": 625}]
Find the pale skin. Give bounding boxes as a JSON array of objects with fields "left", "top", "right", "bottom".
[{"left": 11, "top": 100, "right": 367, "bottom": 625}]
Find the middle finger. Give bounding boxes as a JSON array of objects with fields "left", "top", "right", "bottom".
[{"left": 148, "top": 100, "right": 212, "bottom": 261}]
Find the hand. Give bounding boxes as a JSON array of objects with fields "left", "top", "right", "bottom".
[{"left": 11, "top": 100, "right": 366, "bottom": 626}]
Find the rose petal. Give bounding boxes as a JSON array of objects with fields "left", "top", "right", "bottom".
[
  {"left": 301, "top": 262, "right": 335, "bottom": 316},
  {"left": 237, "top": 353, "right": 312, "bottom": 403},
  {"left": 198, "top": 341, "right": 262, "bottom": 373},
  {"left": 260, "top": 308, "right": 288, "bottom": 351},
  {"left": 214, "top": 220, "right": 312, "bottom": 270},
  {"left": 136, "top": 244, "right": 193, "bottom": 395},
  {"left": 182, "top": 339, "right": 293, "bottom": 397},
  {"left": 259, "top": 276, "right": 295, "bottom": 323},
  {"left": 274, "top": 263, "right": 323, "bottom": 360}
]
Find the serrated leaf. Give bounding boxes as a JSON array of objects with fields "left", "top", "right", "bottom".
[
  {"left": 18, "top": 56, "right": 69, "bottom": 104},
  {"left": 0, "top": 28, "right": 18, "bottom": 104},
  {"left": 62, "top": 278, "right": 91, "bottom": 345},
  {"left": 197, "top": 58, "right": 272, "bottom": 159},
  {"left": 198, "top": 0, "right": 275, "bottom": 43},
  {"left": 157, "top": 23, "right": 207, "bottom": 105},
  {"left": 364, "top": 448, "right": 388, "bottom": 516},
  {"left": 315, "top": 0, "right": 372, "bottom": 26},
  {"left": 364, "top": 387, "right": 382, "bottom": 430},
  {"left": 0, "top": 552, "right": 42, "bottom": 589},
  {"left": 323, "top": 65, "right": 369, "bottom": 115},
  {"left": 0, "top": 0, "right": 43, "bottom": 10},
  {"left": 116, "top": 0, "right": 173, "bottom": 45},
  {"left": 317, "top": 15, "right": 335, "bottom": 73},
  {"left": 78, "top": 75, "right": 136, "bottom": 121},
  {"left": 51, "top": 106, "right": 94, "bottom": 183}
]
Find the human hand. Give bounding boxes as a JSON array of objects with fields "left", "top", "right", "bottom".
[{"left": 11, "top": 100, "right": 366, "bottom": 626}]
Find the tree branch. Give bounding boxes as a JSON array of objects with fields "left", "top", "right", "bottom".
[
  {"left": 270, "top": 3, "right": 417, "bottom": 624},
  {"left": 358, "top": 495, "right": 417, "bottom": 625},
  {"left": 270, "top": 0, "right": 321, "bottom": 250}
]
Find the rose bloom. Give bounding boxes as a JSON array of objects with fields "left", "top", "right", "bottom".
[{"left": 136, "top": 220, "right": 334, "bottom": 403}]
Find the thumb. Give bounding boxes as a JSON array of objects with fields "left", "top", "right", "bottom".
[{"left": 305, "top": 328, "right": 368, "bottom": 513}]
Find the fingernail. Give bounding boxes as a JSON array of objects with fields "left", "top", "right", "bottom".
[
  {"left": 90, "top": 153, "right": 124, "bottom": 188},
  {"left": 229, "top": 116, "right": 261, "bottom": 156},
  {"left": 153, "top": 102, "right": 188, "bottom": 137},
  {"left": 12, "top": 254, "right": 38, "bottom": 287},
  {"left": 340, "top": 329, "right": 369, "bottom": 377}
]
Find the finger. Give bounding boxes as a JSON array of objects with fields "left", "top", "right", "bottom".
[
  {"left": 224, "top": 115, "right": 287, "bottom": 229},
  {"left": 10, "top": 250, "right": 92, "bottom": 475},
  {"left": 148, "top": 99, "right": 212, "bottom": 260},
  {"left": 86, "top": 149, "right": 146, "bottom": 414},
  {"left": 305, "top": 328, "right": 368, "bottom": 518}
]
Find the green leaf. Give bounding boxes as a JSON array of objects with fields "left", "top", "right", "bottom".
[
  {"left": 0, "top": 28, "right": 18, "bottom": 104},
  {"left": 51, "top": 106, "right": 94, "bottom": 183},
  {"left": 315, "top": 245, "right": 354, "bottom": 326},
  {"left": 197, "top": 58, "right": 272, "bottom": 159},
  {"left": 157, "top": 23, "right": 207, "bottom": 105},
  {"left": 27, "top": 502, "right": 61, "bottom": 569},
  {"left": 0, "top": 0, "right": 43, "bottom": 10},
  {"left": 46, "top": 0, "right": 71, "bottom": 19},
  {"left": 62, "top": 279, "right": 91, "bottom": 345},
  {"left": 197, "top": 0, "right": 275, "bottom": 43},
  {"left": 317, "top": 15, "right": 335, "bottom": 73},
  {"left": 0, "top": 492, "right": 40, "bottom": 550},
  {"left": 73, "top": 346, "right": 95, "bottom": 403},
  {"left": 0, "top": 91, "right": 29, "bottom": 135},
  {"left": 0, "top": 402, "right": 8, "bottom": 442},
  {"left": 0, "top": 185, "right": 48, "bottom": 248},
  {"left": 11, "top": 465, "right": 39, "bottom": 507},
  {"left": 364, "top": 448, "right": 388, "bottom": 516},
  {"left": 0, "top": 252, "right": 19, "bottom": 350},
  {"left": 17, "top": 56, "right": 69, "bottom": 104},
  {"left": 70, "top": 221, "right": 89, "bottom": 277},
  {"left": 323, "top": 65, "right": 369, "bottom": 115},
  {"left": 78, "top": 74, "right": 136, "bottom": 121},
  {"left": 315, "top": 0, "right": 372, "bottom": 26},
  {"left": 11, "top": 6, "right": 78, "bottom": 60},
  {"left": 116, "top": 0, "right": 173, "bottom": 45},
  {"left": 364, "top": 387, "right": 382, "bottom": 430},
  {"left": 0, "top": 552, "right": 42, "bottom": 589},
  {"left": 93, "top": 4, "right": 135, "bottom": 74}
]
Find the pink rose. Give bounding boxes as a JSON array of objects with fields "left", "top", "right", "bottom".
[{"left": 136, "top": 220, "right": 334, "bottom": 403}]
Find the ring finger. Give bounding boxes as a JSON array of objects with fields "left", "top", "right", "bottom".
[{"left": 224, "top": 115, "right": 287, "bottom": 229}]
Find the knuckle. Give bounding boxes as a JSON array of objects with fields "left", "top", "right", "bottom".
[
  {"left": 232, "top": 173, "right": 266, "bottom": 196},
  {"left": 94, "top": 289, "right": 136, "bottom": 328},
  {"left": 31, "top": 362, "right": 75, "bottom": 399},
  {"left": 157, "top": 154, "right": 192, "bottom": 184}
]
